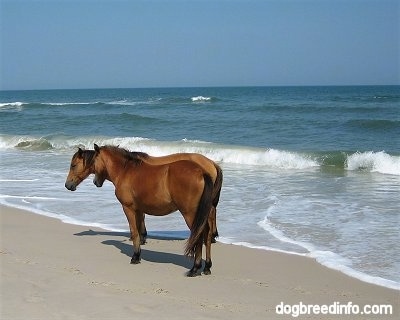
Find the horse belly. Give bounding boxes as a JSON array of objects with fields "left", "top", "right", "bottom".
[
  {"left": 134, "top": 186, "right": 178, "bottom": 216},
  {"left": 139, "top": 200, "right": 177, "bottom": 216}
]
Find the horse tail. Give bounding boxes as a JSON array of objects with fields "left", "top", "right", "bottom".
[
  {"left": 211, "top": 163, "right": 223, "bottom": 239},
  {"left": 185, "top": 173, "right": 213, "bottom": 257},
  {"left": 212, "top": 163, "right": 223, "bottom": 207}
]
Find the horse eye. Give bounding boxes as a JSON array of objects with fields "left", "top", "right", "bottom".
[{"left": 71, "top": 164, "right": 76, "bottom": 169}]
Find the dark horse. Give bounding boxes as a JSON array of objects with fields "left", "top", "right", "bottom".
[
  {"left": 65, "top": 147, "right": 222, "bottom": 244},
  {"left": 67, "top": 144, "right": 215, "bottom": 276}
]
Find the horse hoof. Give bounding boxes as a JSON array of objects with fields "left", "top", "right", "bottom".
[
  {"left": 130, "top": 257, "right": 141, "bottom": 264},
  {"left": 186, "top": 270, "right": 201, "bottom": 277},
  {"left": 203, "top": 269, "right": 211, "bottom": 275}
]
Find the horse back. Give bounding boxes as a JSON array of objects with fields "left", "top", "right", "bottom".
[
  {"left": 167, "top": 159, "right": 205, "bottom": 184},
  {"left": 145, "top": 153, "right": 218, "bottom": 183}
]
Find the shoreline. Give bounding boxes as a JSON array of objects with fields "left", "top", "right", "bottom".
[
  {"left": 2, "top": 201, "right": 399, "bottom": 291},
  {"left": 216, "top": 239, "right": 400, "bottom": 291},
  {"left": 1, "top": 205, "right": 399, "bottom": 319}
]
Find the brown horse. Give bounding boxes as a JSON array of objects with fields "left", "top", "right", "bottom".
[
  {"left": 65, "top": 148, "right": 152, "bottom": 242},
  {"left": 91, "top": 144, "right": 214, "bottom": 276},
  {"left": 65, "top": 147, "right": 222, "bottom": 243},
  {"left": 126, "top": 151, "right": 222, "bottom": 243}
]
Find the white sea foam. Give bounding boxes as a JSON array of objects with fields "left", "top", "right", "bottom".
[
  {"left": 346, "top": 151, "right": 400, "bottom": 175},
  {"left": 309, "top": 250, "right": 400, "bottom": 290},
  {"left": 0, "top": 195, "right": 59, "bottom": 200},
  {"left": 112, "top": 139, "right": 318, "bottom": 169},
  {"left": 3, "top": 135, "right": 400, "bottom": 175},
  {"left": 0, "top": 135, "right": 150, "bottom": 151},
  {"left": 43, "top": 102, "right": 96, "bottom": 106},
  {"left": 0, "top": 135, "right": 48, "bottom": 149},
  {"left": 0, "top": 179, "right": 39, "bottom": 182},
  {"left": 139, "top": 143, "right": 319, "bottom": 169},
  {"left": 257, "top": 216, "right": 313, "bottom": 253},
  {"left": 0, "top": 199, "right": 127, "bottom": 233},
  {"left": 0, "top": 102, "right": 25, "bottom": 108},
  {"left": 217, "top": 238, "right": 400, "bottom": 291},
  {"left": 257, "top": 216, "right": 400, "bottom": 290},
  {"left": 0, "top": 101, "right": 96, "bottom": 108},
  {"left": 107, "top": 99, "right": 134, "bottom": 106},
  {"left": 0, "top": 102, "right": 25, "bottom": 111},
  {"left": 217, "top": 237, "right": 305, "bottom": 256},
  {"left": 0, "top": 135, "right": 319, "bottom": 169},
  {"left": 191, "top": 96, "right": 211, "bottom": 102}
]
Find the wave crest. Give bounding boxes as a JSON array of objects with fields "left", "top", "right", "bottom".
[
  {"left": 1, "top": 134, "right": 399, "bottom": 174},
  {"left": 15, "top": 139, "right": 54, "bottom": 151},
  {"left": 0, "top": 136, "right": 54, "bottom": 151},
  {"left": 191, "top": 96, "right": 212, "bottom": 102},
  {"left": 346, "top": 151, "right": 400, "bottom": 175},
  {"left": 0, "top": 102, "right": 25, "bottom": 111}
]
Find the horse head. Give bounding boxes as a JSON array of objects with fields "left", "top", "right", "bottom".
[
  {"left": 65, "top": 148, "right": 95, "bottom": 191},
  {"left": 93, "top": 144, "right": 107, "bottom": 187}
]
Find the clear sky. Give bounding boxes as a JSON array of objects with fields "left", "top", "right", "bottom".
[{"left": 1, "top": 0, "right": 399, "bottom": 90}]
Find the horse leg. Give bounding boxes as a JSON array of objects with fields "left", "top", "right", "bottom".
[
  {"left": 139, "top": 213, "right": 147, "bottom": 245},
  {"left": 121, "top": 205, "right": 142, "bottom": 264},
  {"left": 183, "top": 212, "right": 203, "bottom": 277},
  {"left": 122, "top": 208, "right": 136, "bottom": 241},
  {"left": 187, "top": 241, "right": 203, "bottom": 277},
  {"left": 203, "top": 216, "right": 212, "bottom": 275},
  {"left": 124, "top": 211, "right": 146, "bottom": 245},
  {"left": 210, "top": 206, "right": 218, "bottom": 243}
]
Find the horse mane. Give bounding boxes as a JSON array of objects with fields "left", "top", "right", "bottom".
[
  {"left": 75, "top": 149, "right": 95, "bottom": 166},
  {"left": 102, "top": 145, "right": 144, "bottom": 166},
  {"left": 83, "top": 150, "right": 95, "bottom": 165},
  {"left": 130, "top": 151, "right": 149, "bottom": 159}
]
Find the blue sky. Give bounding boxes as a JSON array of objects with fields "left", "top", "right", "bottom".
[{"left": 1, "top": 0, "right": 399, "bottom": 90}]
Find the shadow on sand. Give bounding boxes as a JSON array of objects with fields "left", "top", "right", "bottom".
[
  {"left": 74, "top": 229, "right": 193, "bottom": 270},
  {"left": 74, "top": 229, "right": 189, "bottom": 241}
]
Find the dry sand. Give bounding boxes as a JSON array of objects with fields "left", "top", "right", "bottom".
[{"left": 1, "top": 205, "right": 398, "bottom": 319}]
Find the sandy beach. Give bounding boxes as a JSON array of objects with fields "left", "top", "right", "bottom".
[{"left": 1, "top": 205, "right": 398, "bottom": 319}]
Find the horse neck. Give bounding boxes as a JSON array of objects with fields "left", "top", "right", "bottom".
[{"left": 100, "top": 151, "right": 127, "bottom": 185}]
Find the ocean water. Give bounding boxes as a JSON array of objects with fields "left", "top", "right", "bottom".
[{"left": 0, "top": 86, "right": 399, "bottom": 289}]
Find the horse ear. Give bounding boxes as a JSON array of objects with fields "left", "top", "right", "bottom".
[
  {"left": 94, "top": 144, "right": 100, "bottom": 153},
  {"left": 78, "top": 147, "right": 83, "bottom": 155}
]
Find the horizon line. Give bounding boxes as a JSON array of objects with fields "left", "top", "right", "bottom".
[{"left": 1, "top": 84, "right": 399, "bottom": 92}]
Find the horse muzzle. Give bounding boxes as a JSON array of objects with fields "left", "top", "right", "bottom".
[
  {"left": 65, "top": 181, "right": 77, "bottom": 191},
  {"left": 93, "top": 178, "right": 103, "bottom": 188}
]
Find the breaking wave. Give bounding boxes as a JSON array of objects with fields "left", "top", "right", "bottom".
[
  {"left": 191, "top": 96, "right": 212, "bottom": 102},
  {"left": 346, "top": 151, "right": 400, "bottom": 175},
  {"left": 0, "top": 102, "right": 26, "bottom": 108},
  {"left": 1, "top": 134, "right": 399, "bottom": 175}
]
